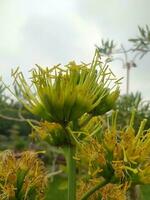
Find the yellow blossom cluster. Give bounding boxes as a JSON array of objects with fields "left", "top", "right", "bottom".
[
  {"left": 0, "top": 150, "right": 48, "bottom": 200},
  {"left": 78, "top": 111, "right": 150, "bottom": 199}
]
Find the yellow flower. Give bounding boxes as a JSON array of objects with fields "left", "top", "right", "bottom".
[
  {"left": 0, "top": 150, "right": 48, "bottom": 200},
  {"left": 100, "top": 183, "right": 128, "bottom": 200},
  {"left": 78, "top": 110, "right": 150, "bottom": 197},
  {"left": 31, "top": 121, "right": 67, "bottom": 146}
]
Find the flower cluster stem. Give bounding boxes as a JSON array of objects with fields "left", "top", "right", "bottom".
[{"left": 67, "top": 145, "right": 76, "bottom": 200}]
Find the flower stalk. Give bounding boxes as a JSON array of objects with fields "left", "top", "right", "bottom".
[
  {"left": 67, "top": 145, "right": 76, "bottom": 200},
  {"left": 8, "top": 50, "right": 121, "bottom": 200}
]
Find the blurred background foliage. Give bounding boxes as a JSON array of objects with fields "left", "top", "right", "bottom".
[{"left": 115, "top": 92, "right": 150, "bottom": 131}]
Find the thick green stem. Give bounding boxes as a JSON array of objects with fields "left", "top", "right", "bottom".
[
  {"left": 80, "top": 179, "right": 108, "bottom": 200},
  {"left": 67, "top": 145, "right": 76, "bottom": 200}
]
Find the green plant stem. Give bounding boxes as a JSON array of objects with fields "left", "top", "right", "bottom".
[
  {"left": 67, "top": 145, "right": 76, "bottom": 200},
  {"left": 80, "top": 179, "right": 108, "bottom": 200}
]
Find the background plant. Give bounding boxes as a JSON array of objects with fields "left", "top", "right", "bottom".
[
  {"left": 97, "top": 25, "right": 150, "bottom": 95},
  {"left": 115, "top": 92, "right": 150, "bottom": 131}
]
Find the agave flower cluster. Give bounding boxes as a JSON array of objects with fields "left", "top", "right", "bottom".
[
  {"left": 0, "top": 150, "right": 48, "bottom": 200},
  {"left": 8, "top": 50, "right": 122, "bottom": 200},
  {"left": 77, "top": 111, "right": 150, "bottom": 199},
  {"left": 11, "top": 50, "right": 120, "bottom": 146}
]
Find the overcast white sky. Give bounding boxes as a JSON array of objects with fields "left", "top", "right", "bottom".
[{"left": 0, "top": 0, "right": 150, "bottom": 99}]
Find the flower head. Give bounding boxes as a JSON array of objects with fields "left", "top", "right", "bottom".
[
  {"left": 77, "top": 111, "right": 150, "bottom": 198},
  {"left": 12, "top": 50, "right": 120, "bottom": 124},
  {"left": 0, "top": 150, "right": 48, "bottom": 200}
]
